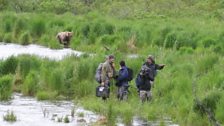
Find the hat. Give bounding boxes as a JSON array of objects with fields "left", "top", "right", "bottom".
[{"left": 147, "top": 55, "right": 155, "bottom": 63}]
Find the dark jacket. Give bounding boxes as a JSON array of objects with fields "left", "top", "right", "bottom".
[
  {"left": 138, "top": 62, "right": 164, "bottom": 91},
  {"left": 116, "top": 66, "right": 129, "bottom": 87}
]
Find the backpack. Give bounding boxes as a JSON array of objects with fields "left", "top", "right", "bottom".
[
  {"left": 127, "top": 67, "right": 133, "bottom": 81},
  {"left": 95, "top": 63, "right": 103, "bottom": 83},
  {"left": 135, "top": 74, "right": 144, "bottom": 88}
]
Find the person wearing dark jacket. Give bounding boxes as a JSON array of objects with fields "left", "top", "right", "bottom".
[
  {"left": 116, "top": 60, "right": 129, "bottom": 100},
  {"left": 137, "top": 55, "right": 165, "bottom": 102}
]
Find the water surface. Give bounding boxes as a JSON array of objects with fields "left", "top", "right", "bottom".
[{"left": 0, "top": 43, "right": 82, "bottom": 60}]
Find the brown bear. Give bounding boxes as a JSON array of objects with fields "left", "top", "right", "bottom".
[{"left": 56, "top": 31, "right": 73, "bottom": 48}]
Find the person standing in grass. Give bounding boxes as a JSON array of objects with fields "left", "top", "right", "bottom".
[
  {"left": 136, "top": 55, "right": 165, "bottom": 102},
  {"left": 100, "top": 55, "right": 116, "bottom": 100},
  {"left": 115, "top": 60, "right": 129, "bottom": 101}
]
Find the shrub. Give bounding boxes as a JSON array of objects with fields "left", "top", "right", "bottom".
[
  {"left": 0, "top": 56, "right": 18, "bottom": 75},
  {"left": 13, "top": 18, "right": 27, "bottom": 38},
  {"left": 64, "top": 115, "right": 69, "bottom": 123},
  {"left": 3, "top": 17, "right": 15, "bottom": 33},
  {"left": 36, "top": 91, "right": 57, "bottom": 100},
  {"left": 154, "top": 26, "right": 172, "bottom": 47},
  {"left": 164, "top": 32, "right": 177, "bottom": 48},
  {"left": 215, "top": 96, "right": 224, "bottom": 124},
  {"left": 0, "top": 32, "right": 4, "bottom": 42},
  {"left": 0, "top": 75, "right": 13, "bottom": 100},
  {"left": 201, "top": 91, "right": 222, "bottom": 113},
  {"left": 107, "top": 103, "right": 116, "bottom": 126},
  {"left": 178, "top": 47, "right": 194, "bottom": 54},
  {"left": 48, "top": 68, "right": 64, "bottom": 93},
  {"left": 193, "top": 91, "right": 222, "bottom": 116},
  {"left": 19, "top": 31, "right": 31, "bottom": 45},
  {"left": 73, "top": 80, "right": 94, "bottom": 98},
  {"left": 77, "top": 112, "right": 84, "bottom": 117},
  {"left": 196, "top": 54, "right": 219, "bottom": 74},
  {"left": 3, "top": 33, "right": 12, "bottom": 43},
  {"left": 81, "top": 24, "right": 90, "bottom": 37},
  {"left": 18, "top": 55, "right": 41, "bottom": 79},
  {"left": 31, "top": 19, "right": 46, "bottom": 37},
  {"left": 3, "top": 110, "right": 17, "bottom": 122},
  {"left": 22, "top": 71, "right": 39, "bottom": 96},
  {"left": 99, "top": 35, "right": 119, "bottom": 45},
  {"left": 200, "top": 37, "right": 217, "bottom": 48}
]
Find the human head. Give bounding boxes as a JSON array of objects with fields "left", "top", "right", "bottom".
[
  {"left": 119, "top": 60, "right": 126, "bottom": 67},
  {"left": 67, "top": 32, "right": 73, "bottom": 37},
  {"left": 108, "top": 55, "right": 115, "bottom": 63},
  {"left": 147, "top": 55, "right": 155, "bottom": 64}
]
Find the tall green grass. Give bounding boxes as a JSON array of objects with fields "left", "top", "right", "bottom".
[
  {"left": 1, "top": 12, "right": 224, "bottom": 53},
  {"left": 0, "top": 56, "right": 18, "bottom": 75},
  {"left": 0, "top": 75, "right": 13, "bottom": 100},
  {"left": 22, "top": 70, "right": 39, "bottom": 96}
]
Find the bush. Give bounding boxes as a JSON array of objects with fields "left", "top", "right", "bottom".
[
  {"left": 48, "top": 68, "right": 64, "bottom": 93},
  {"left": 36, "top": 91, "right": 57, "bottom": 100},
  {"left": 19, "top": 31, "right": 31, "bottom": 45},
  {"left": 0, "top": 75, "right": 13, "bottom": 100},
  {"left": 99, "top": 35, "right": 119, "bottom": 45},
  {"left": 2, "top": 17, "right": 15, "bottom": 33},
  {"left": 13, "top": 18, "right": 27, "bottom": 38},
  {"left": 3, "top": 33, "right": 12, "bottom": 43},
  {"left": 193, "top": 91, "right": 222, "bottom": 116},
  {"left": 200, "top": 37, "right": 217, "bottom": 48},
  {"left": 201, "top": 91, "right": 222, "bottom": 113},
  {"left": 81, "top": 24, "right": 90, "bottom": 38},
  {"left": 31, "top": 19, "right": 46, "bottom": 37},
  {"left": 22, "top": 71, "right": 39, "bottom": 96},
  {"left": 178, "top": 47, "right": 194, "bottom": 54},
  {"left": 73, "top": 80, "right": 94, "bottom": 98},
  {"left": 3, "top": 110, "right": 17, "bottom": 122},
  {"left": 64, "top": 115, "right": 69, "bottom": 123},
  {"left": 164, "top": 32, "right": 177, "bottom": 48},
  {"left": 18, "top": 55, "right": 41, "bottom": 79},
  {"left": 0, "top": 56, "right": 18, "bottom": 75},
  {"left": 215, "top": 96, "right": 224, "bottom": 124},
  {"left": 196, "top": 54, "right": 219, "bottom": 74}
]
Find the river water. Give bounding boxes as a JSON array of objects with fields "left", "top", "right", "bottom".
[
  {"left": 0, "top": 43, "right": 179, "bottom": 126},
  {"left": 0, "top": 93, "right": 99, "bottom": 126},
  {"left": 0, "top": 43, "right": 82, "bottom": 60}
]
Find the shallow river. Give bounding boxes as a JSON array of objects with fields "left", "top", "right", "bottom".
[
  {"left": 0, "top": 93, "right": 98, "bottom": 126},
  {"left": 0, "top": 43, "right": 82, "bottom": 60}
]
